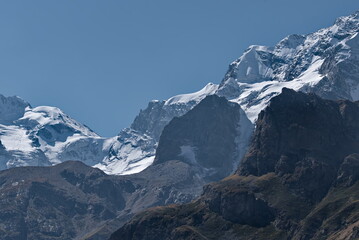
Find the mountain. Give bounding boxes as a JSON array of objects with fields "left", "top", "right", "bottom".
[
  {"left": 0, "top": 95, "right": 251, "bottom": 240},
  {"left": 88, "top": 94, "right": 252, "bottom": 239},
  {"left": 93, "top": 82, "right": 219, "bottom": 175},
  {"left": 216, "top": 11, "right": 359, "bottom": 121},
  {"left": 110, "top": 89, "right": 359, "bottom": 240},
  {"left": 0, "top": 96, "right": 109, "bottom": 169},
  {"left": 99, "top": 10, "right": 359, "bottom": 174},
  {"left": 2, "top": 9, "right": 359, "bottom": 240},
  {"left": 1, "top": 11, "right": 359, "bottom": 176},
  {"left": 0, "top": 83, "right": 218, "bottom": 175}
]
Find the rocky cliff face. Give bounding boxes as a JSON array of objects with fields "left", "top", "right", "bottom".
[
  {"left": 154, "top": 95, "right": 252, "bottom": 182},
  {"left": 238, "top": 88, "right": 359, "bottom": 202},
  {"left": 110, "top": 89, "right": 359, "bottom": 240}
]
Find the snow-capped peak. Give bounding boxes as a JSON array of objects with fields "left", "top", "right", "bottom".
[
  {"left": 17, "top": 106, "right": 98, "bottom": 138},
  {"left": 0, "top": 94, "right": 105, "bottom": 169},
  {"left": 216, "top": 10, "right": 359, "bottom": 123}
]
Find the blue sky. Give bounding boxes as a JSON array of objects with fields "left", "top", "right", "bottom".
[{"left": 1, "top": 0, "right": 358, "bottom": 136}]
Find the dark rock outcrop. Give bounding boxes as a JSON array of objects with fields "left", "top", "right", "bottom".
[
  {"left": 155, "top": 95, "right": 251, "bottom": 181},
  {"left": 336, "top": 154, "right": 359, "bottom": 187}
]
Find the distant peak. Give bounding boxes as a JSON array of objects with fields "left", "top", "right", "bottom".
[
  {"left": 0, "top": 94, "right": 30, "bottom": 124},
  {"left": 334, "top": 10, "right": 359, "bottom": 27},
  {"left": 0, "top": 94, "right": 30, "bottom": 107}
]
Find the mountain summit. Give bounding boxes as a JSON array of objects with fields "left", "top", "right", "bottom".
[{"left": 217, "top": 10, "right": 359, "bottom": 120}]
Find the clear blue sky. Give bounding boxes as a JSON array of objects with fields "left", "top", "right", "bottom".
[{"left": 1, "top": 0, "right": 358, "bottom": 136}]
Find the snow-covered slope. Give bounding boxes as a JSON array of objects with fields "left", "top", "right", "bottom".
[{"left": 93, "top": 129, "right": 155, "bottom": 175}]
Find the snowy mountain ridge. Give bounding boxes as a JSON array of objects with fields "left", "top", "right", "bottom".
[
  {"left": 217, "top": 10, "right": 359, "bottom": 121},
  {"left": 1, "top": 11, "right": 359, "bottom": 175}
]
